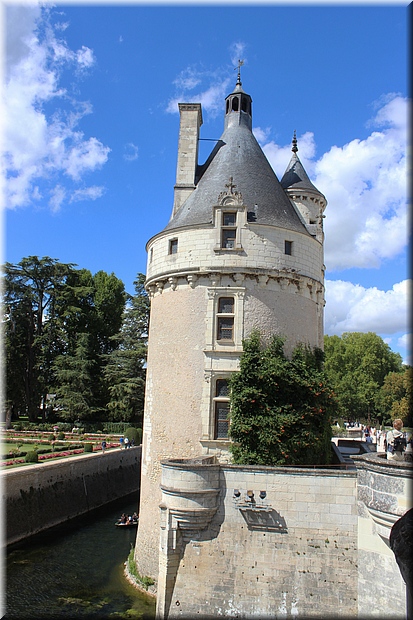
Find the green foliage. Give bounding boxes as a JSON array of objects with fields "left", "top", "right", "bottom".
[
  {"left": 229, "top": 331, "right": 334, "bottom": 466},
  {"left": 25, "top": 451, "right": 39, "bottom": 463},
  {"left": 127, "top": 547, "right": 154, "bottom": 590},
  {"left": 83, "top": 443, "right": 93, "bottom": 453},
  {"left": 324, "top": 332, "right": 404, "bottom": 421},
  {"left": 53, "top": 333, "right": 96, "bottom": 423},
  {"left": 103, "top": 274, "right": 149, "bottom": 424},
  {"left": 376, "top": 366, "right": 412, "bottom": 426},
  {"left": 57, "top": 432, "right": 65, "bottom": 440},
  {"left": 3, "top": 256, "right": 127, "bottom": 426},
  {"left": 124, "top": 427, "right": 142, "bottom": 445},
  {"left": 103, "top": 422, "right": 133, "bottom": 434},
  {"left": 4, "top": 256, "right": 76, "bottom": 422}
]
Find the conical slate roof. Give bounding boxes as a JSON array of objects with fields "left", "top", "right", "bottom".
[
  {"left": 163, "top": 94, "right": 309, "bottom": 235},
  {"left": 280, "top": 138, "right": 325, "bottom": 198}
]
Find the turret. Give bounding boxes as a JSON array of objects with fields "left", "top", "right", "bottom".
[{"left": 281, "top": 132, "right": 327, "bottom": 243}]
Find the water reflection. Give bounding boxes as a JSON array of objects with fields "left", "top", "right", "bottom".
[{"left": 5, "top": 497, "right": 156, "bottom": 619}]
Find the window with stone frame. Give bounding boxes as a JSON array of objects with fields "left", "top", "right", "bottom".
[
  {"left": 214, "top": 378, "right": 230, "bottom": 439},
  {"left": 169, "top": 238, "right": 178, "bottom": 254},
  {"left": 285, "top": 240, "right": 293, "bottom": 256},
  {"left": 221, "top": 212, "right": 237, "bottom": 249},
  {"left": 217, "top": 296, "right": 234, "bottom": 341}
]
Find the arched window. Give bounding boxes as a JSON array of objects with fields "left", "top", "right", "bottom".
[{"left": 231, "top": 97, "right": 239, "bottom": 112}]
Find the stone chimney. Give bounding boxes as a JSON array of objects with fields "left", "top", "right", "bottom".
[{"left": 172, "top": 103, "right": 203, "bottom": 218}]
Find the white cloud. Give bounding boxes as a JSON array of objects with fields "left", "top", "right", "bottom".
[
  {"left": 166, "top": 60, "right": 237, "bottom": 117},
  {"left": 261, "top": 131, "right": 317, "bottom": 180},
  {"left": 325, "top": 279, "right": 410, "bottom": 336},
  {"left": 2, "top": 4, "right": 110, "bottom": 212},
  {"left": 49, "top": 185, "right": 66, "bottom": 213},
  {"left": 70, "top": 186, "right": 105, "bottom": 203},
  {"left": 123, "top": 143, "right": 139, "bottom": 162},
  {"left": 260, "top": 95, "right": 409, "bottom": 272}
]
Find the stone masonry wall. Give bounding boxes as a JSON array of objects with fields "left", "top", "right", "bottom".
[
  {"left": 353, "top": 453, "right": 412, "bottom": 618},
  {"left": 3, "top": 447, "right": 141, "bottom": 546},
  {"left": 157, "top": 461, "right": 359, "bottom": 618}
]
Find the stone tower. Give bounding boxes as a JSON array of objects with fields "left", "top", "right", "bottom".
[{"left": 135, "top": 74, "right": 327, "bottom": 580}]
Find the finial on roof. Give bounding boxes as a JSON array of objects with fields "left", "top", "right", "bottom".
[
  {"left": 292, "top": 130, "right": 298, "bottom": 153},
  {"left": 235, "top": 59, "right": 244, "bottom": 86}
]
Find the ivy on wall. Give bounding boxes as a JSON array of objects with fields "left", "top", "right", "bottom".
[{"left": 229, "top": 331, "right": 335, "bottom": 466}]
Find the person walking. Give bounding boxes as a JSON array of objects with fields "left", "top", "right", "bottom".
[
  {"left": 119, "top": 436, "right": 124, "bottom": 450},
  {"left": 101, "top": 440, "right": 107, "bottom": 454},
  {"left": 124, "top": 436, "right": 129, "bottom": 449}
]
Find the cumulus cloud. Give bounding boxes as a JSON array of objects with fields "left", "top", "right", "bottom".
[
  {"left": 325, "top": 279, "right": 410, "bottom": 335},
  {"left": 2, "top": 4, "right": 110, "bottom": 211},
  {"left": 325, "top": 278, "right": 411, "bottom": 363},
  {"left": 259, "top": 95, "right": 409, "bottom": 273}
]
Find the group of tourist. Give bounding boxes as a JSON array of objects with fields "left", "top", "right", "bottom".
[
  {"left": 117, "top": 512, "right": 139, "bottom": 526},
  {"left": 119, "top": 436, "right": 134, "bottom": 449},
  {"left": 344, "top": 419, "right": 411, "bottom": 461}
]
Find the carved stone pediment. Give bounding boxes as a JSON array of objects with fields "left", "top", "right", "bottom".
[{"left": 217, "top": 176, "right": 243, "bottom": 206}]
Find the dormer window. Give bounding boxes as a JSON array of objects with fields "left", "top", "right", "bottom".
[{"left": 221, "top": 212, "right": 237, "bottom": 249}]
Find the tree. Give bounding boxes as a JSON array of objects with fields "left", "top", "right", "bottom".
[
  {"left": 377, "top": 367, "right": 412, "bottom": 426},
  {"left": 323, "top": 332, "right": 404, "bottom": 422},
  {"left": 229, "top": 331, "right": 334, "bottom": 466},
  {"left": 103, "top": 274, "right": 149, "bottom": 424},
  {"left": 4, "top": 256, "right": 126, "bottom": 425},
  {"left": 4, "top": 256, "right": 75, "bottom": 421},
  {"left": 53, "top": 333, "right": 96, "bottom": 424}
]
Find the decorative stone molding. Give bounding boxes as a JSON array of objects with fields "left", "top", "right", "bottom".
[
  {"left": 168, "top": 277, "right": 178, "bottom": 291},
  {"left": 217, "top": 176, "right": 244, "bottom": 206}
]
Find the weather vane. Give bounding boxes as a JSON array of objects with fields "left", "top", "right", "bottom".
[{"left": 235, "top": 59, "right": 244, "bottom": 85}]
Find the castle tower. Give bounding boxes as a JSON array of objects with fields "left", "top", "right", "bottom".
[{"left": 135, "top": 74, "right": 326, "bottom": 580}]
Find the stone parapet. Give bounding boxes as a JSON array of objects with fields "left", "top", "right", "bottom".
[{"left": 353, "top": 452, "right": 412, "bottom": 617}]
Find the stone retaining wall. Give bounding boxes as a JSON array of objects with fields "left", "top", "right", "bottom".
[
  {"left": 156, "top": 459, "right": 359, "bottom": 618},
  {"left": 3, "top": 447, "right": 141, "bottom": 546}
]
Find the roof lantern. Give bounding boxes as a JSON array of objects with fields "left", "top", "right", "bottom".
[{"left": 224, "top": 60, "right": 252, "bottom": 130}]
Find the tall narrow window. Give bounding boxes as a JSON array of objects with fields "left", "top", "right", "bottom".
[
  {"left": 217, "top": 297, "right": 234, "bottom": 341},
  {"left": 214, "top": 379, "right": 230, "bottom": 439},
  {"left": 285, "top": 240, "right": 293, "bottom": 255},
  {"left": 221, "top": 212, "right": 236, "bottom": 249},
  {"left": 169, "top": 239, "right": 178, "bottom": 254}
]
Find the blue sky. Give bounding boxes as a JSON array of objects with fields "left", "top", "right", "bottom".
[{"left": 3, "top": 2, "right": 410, "bottom": 363}]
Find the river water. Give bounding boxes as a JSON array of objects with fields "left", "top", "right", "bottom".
[{"left": 5, "top": 495, "right": 156, "bottom": 619}]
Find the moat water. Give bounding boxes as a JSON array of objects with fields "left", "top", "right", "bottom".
[{"left": 5, "top": 496, "right": 156, "bottom": 619}]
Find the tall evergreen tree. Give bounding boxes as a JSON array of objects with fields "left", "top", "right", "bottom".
[
  {"left": 53, "top": 333, "right": 96, "bottom": 424},
  {"left": 4, "top": 256, "right": 75, "bottom": 421},
  {"left": 103, "top": 274, "right": 149, "bottom": 424}
]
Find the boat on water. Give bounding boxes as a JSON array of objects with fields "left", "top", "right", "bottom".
[{"left": 115, "top": 513, "right": 139, "bottom": 527}]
